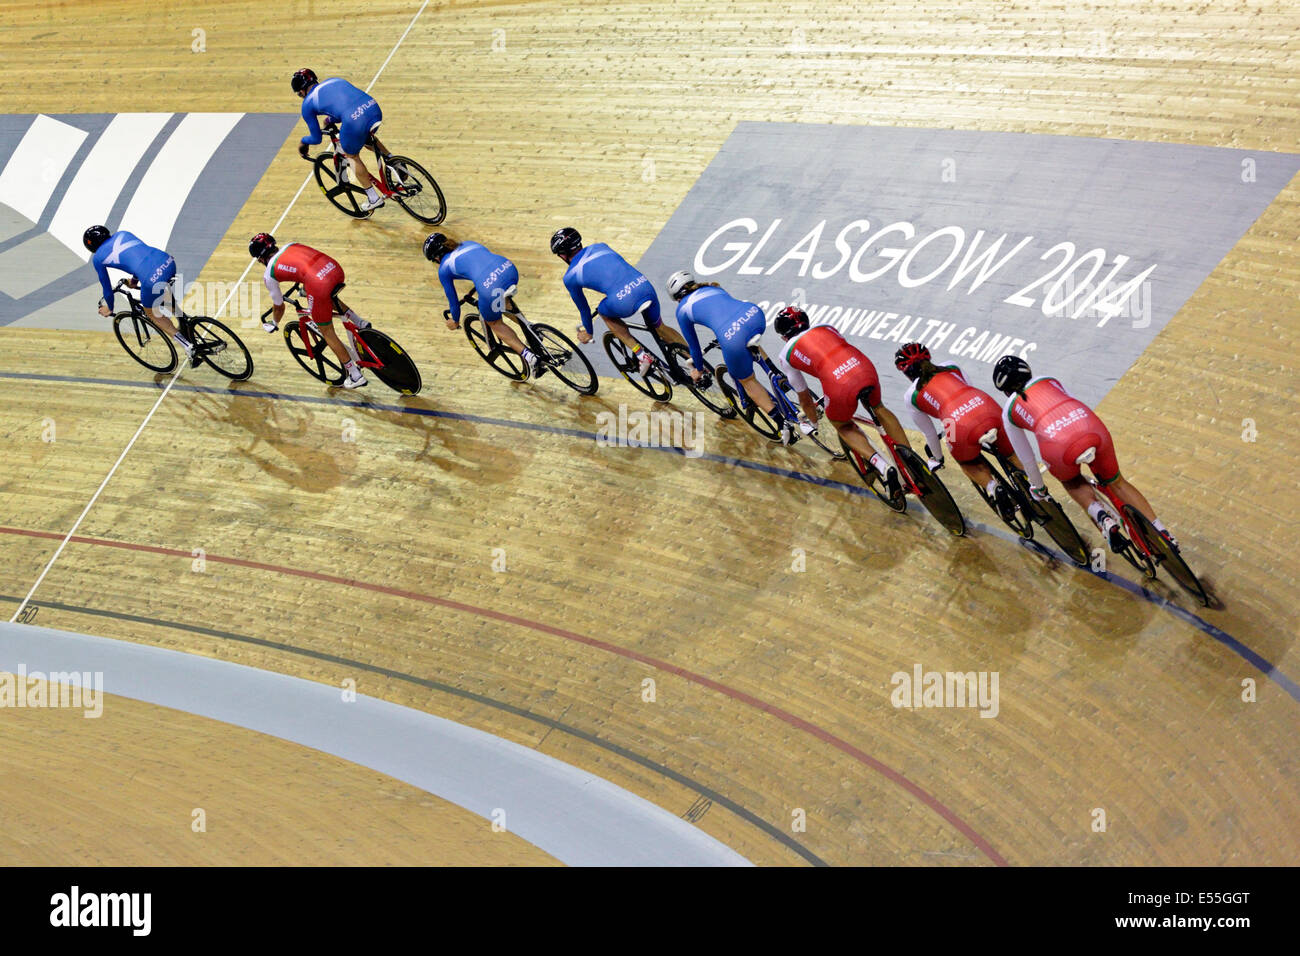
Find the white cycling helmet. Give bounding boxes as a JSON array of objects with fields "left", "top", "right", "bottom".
[{"left": 666, "top": 269, "right": 695, "bottom": 301}]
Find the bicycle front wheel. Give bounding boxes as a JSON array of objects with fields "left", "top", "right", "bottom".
[
  {"left": 664, "top": 343, "right": 735, "bottom": 419},
  {"left": 284, "top": 320, "right": 346, "bottom": 385},
  {"left": 189, "top": 316, "right": 253, "bottom": 381},
  {"left": 358, "top": 328, "right": 422, "bottom": 395},
  {"left": 113, "top": 312, "right": 177, "bottom": 373},
  {"left": 603, "top": 332, "right": 671, "bottom": 401},
  {"left": 716, "top": 364, "right": 780, "bottom": 440},
  {"left": 313, "top": 154, "right": 369, "bottom": 219},
  {"left": 384, "top": 155, "right": 446, "bottom": 225},
  {"left": 897, "top": 446, "right": 966, "bottom": 536},
  {"left": 533, "top": 323, "right": 598, "bottom": 395}
]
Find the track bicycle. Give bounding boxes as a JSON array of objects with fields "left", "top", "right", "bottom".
[
  {"left": 451, "top": 290, "right": 597, "bottom": 395},
  {"left": 712, "top": 340, "right": 845, "bottom": 459},
  {"left": 1077, "top": 447, "right": 1210, "bottom": 605},
  {"left": 597, "top": 305, "right": 735, "bottom": 419},
  {"left": 309, "top": 122, "right": 446, "bottom": 224},
  {"left": 839, "top": 405, "right": 966, "bottom": 536},
  {"left": 110, "top": 278, "right": 253, "bottom": 381},
  {"left": 262, "top": 282, "right": 422, "bottom": 395}
]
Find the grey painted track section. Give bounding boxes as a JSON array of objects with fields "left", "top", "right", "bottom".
[{"left": 0, "top": 621, "right": 751, "bottom": 867}]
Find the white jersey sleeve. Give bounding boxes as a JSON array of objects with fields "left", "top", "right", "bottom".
[
  {"left": 1002, "top": 399, "right": 1045, "bottom": 489},
  {"left": 264, "top": 261, "right": 284, "bottom": 306},
  {"left": 904, "top": 382, "right": 944, "bottom": 455},
  {"left": 774, "top": 347, "right": 808, "bottom": 392}
]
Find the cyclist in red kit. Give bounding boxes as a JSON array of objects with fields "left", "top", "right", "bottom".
[
  {"left": 992, "top": 354, "right": 1178, "bottom": 551},
  {"left": 249, "top": 232, "right": 371, "bottom": 389},
  {"left": 894, "top": 342, "right": 1021, "bottom": 523},
  {"left": 772, "top": 306, "right": 910, "bottom": 495}
]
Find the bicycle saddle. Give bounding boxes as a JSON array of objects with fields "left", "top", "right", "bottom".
[
  {"left": 1075, "top": 446, "right": 1098, "bottom": 465},
  {"left": 746, "top": 333, "right": 763, "bottom": 347},
  {"left": 979, "top": 428, "right": 999, "bottom": 448}
]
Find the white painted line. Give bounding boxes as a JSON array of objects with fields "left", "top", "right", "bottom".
[
  {"left": 0, "top": 115, "right": 87, "bottom": 223},
  {"left": 0, "top": 622, "right": 751, "bottom": 866},
  {"left": 49, "top": 113, "right": 173, "bottom": 260},
  {"left": 117, "top": 113, "right": 243, "bottom": 251},
  {"left": 11, "top": 0, "right": 433, "bottom": 620}
]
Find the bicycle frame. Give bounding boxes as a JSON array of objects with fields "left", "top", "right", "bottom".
[
  {"left": 851, "top": 410, "right": 925, "bottom": 497},
  {"left": 113, "top": 279, "right": 191, "bottom": 338},
  {"left": 322, "top": 125, "right": 395, "bottom": 196},
  {"left": 280, "top": 283, "right": 385, "bottom": 371}
]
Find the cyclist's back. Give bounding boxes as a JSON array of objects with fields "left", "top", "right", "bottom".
[
  {"left": 779, "top": 324, "right": 881, "bottom": 420},
  {"left": 907, "top": 365, "right": 1006, "bottom": 461},
  {"left": 1004, "top": 376, "right": 1116, "bottom": 481},
  {"left": 92, "top": 230, "right": 173, "bottom": 310},
  {"left": 676, "top": 286, "right": 762, "bottom": 369},
  {"left": 302, "top": 77, "right": 374, "bottom": 131},
  {"left": 563, "top": 243, "right": 652, "bottom": 325}
]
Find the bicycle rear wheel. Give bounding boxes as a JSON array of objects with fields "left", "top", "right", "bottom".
[
  {"left": 113, "top": 312, "right": 177, "bottom": 373},
  {"left": 1010, "top": 470, "right": 1090, "bottom": 565},
  {"left": 603, "top": 333, "right": 671, "bottom": 401},
  {"left": 384, "top": 155, "right": 446, "bottom": 225},
  {"left": 463, "top": 314, "right": 526, "bottom": 380},
  {"left": 284, "top": 320, "right": 345, "bottom": 385},
  {"left": 664, "top": 342, "right": 735, "bottom": 419},
  {"left": 189, "top": 316, "right": 253, "bottom": 381},
  {"left": 358, "top": 328, "right": 422, "bottom": 395},
  {"left": 313, "top": 154, "right": 369, "bottom": 219},
  {"left": 716, "top": 364, "right": 780, "bottom": 440},
  {"left": 896, "top": 446, "right": 965, "bottom": 536},
  {"left": 533, "top": 323, "right": 598, "bottom": 395},
  {"left": 840, "top": 435, "right": 907, "bottom": 512},
  {"left": 1124, "top": 506, "right": 1209, "bottom": 604}
]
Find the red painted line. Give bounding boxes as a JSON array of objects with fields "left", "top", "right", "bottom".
[{"left": 2, "top": 524, "right": 1009, "bottom": 866}]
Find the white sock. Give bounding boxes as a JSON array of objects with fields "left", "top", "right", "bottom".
[
  {"left": 1153, "top": 519, "right": 1168, "bottom": 533},
  {"left": 869, "top": 453, "right": 891, "bottom": 476},
  {"left": 985, "top": 479, "right": 999, "bottom": 496},
  {"left": 1087, "top": 502, "right": 1109, "bottom": 526},
  {"left": 366, "top": 186, "right": 380, "bottom": 201}
]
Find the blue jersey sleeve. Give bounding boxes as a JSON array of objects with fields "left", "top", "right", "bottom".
[
  {"left": 93, "top": 252, "right": 114, "bottom": 310},
  {"left": 300, "top": 102, "right": 323, "bottom": 146},
  {"left": 678, "top": 306, "right": 704, "bottom": 369},
  {"left": 563, "top": 272, "right": 594, "bottom": 335},
  {"left": 439, "top": 262, "right": 461, "bottom": 321}
]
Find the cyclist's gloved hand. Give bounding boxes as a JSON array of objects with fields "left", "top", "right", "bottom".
[
  {"left": 298, "top": 142, "right": 310, "bottom": 160},
  {"left": 1029, "top": 484, "right": 1051, "bottom": 502}
]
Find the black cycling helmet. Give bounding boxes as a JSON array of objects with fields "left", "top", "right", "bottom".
[
  {"left": 83, "top": 225, "right": 110, "bottom": 253},
  {"left": 291, "top": 68, "right": 318, "bottom": 96},
  {"left": 550, "top": 227, "right": 582, "bottom": 258},
  {"left": 773, "top": 306, "right": 810, "bottom": 339},
  {"left": 894, "top": 342, "right": 931, "bottom": 380},
  {"left": 249, "top": 232, "right": 277, "bottom": 262},
  {"left": 992, "top": 354, "right": 1033, "bottom": 395},
  {"left": 423, "top": 232, "right": 449, "bottom": 262}
]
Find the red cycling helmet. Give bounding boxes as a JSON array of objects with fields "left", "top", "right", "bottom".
[{"left": 894, "top": 342, "right": 931, "bottom": 380}]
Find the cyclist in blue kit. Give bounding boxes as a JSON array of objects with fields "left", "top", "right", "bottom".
[
  {"left": 292, "top": 68, "right": 388, "bottom": 213},
  {"left": 84, "top": 224, "right": 196, "bottom": 365},
  {"left": 423, "top": 232, "right": 544, "bottom": 377},
  {"left": 668, "top": 270, "right": 796, "bottom": 444},
  {"left": 549, "top": 227, "right": 691, "bottom": 378}
]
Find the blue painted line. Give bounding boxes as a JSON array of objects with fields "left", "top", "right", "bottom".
[{"left": 7, "top": 369, "right": 1296, "bottom": 703}]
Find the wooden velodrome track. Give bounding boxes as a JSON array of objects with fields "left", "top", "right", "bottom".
[{"left": 1, "top": 0, "right": 1297, "bottom": 866}]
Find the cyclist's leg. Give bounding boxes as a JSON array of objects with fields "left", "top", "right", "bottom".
[
  {"left": 140, "top": 263, "right": 182, "bottom": 340},
  {"left": 307, "top": 283, "right": 354, "bottom": 366},
  {"left": 867, "top": 398, "right": 911, "bottom": 450},
  {"left": 482, "top": 275, "right": 529, "bottom": 357},
  {"left": 596, "top": 299, "right": 641, "bottom": 352},
  {"left": 339, "top": 107, "right": 381, "bottom": 191},
  {"left": 640, "top": 295, "right": 687, "bottom": 350}
]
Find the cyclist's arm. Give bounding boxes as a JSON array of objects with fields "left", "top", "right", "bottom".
[
  {"left": 1002, "top": 402, "right": 1045, "bottom": 489},
  {"left": 94, "top": 257, "right": 114, "bottom": 310},
  {"left": 438, "top": 265, "right": 461, "bottom": 322},
  {"left": 905, "top": 383, "right": 944, "bottom": 455},
  {"left": 300, "top": 103, "right": 323, "bottom": 146},
  {"left": 775, "top": 352, "right": 818, "bottom": 420},
  {"left": 679, "top": 313, "right": 704, "bottom": 369},
  {"left": 563, "top": 274, "right": 594, "bottom": 334},
  {"left": 263, "top": 270, "right": 286, "bottom": 322}
]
